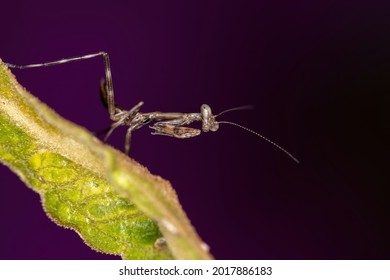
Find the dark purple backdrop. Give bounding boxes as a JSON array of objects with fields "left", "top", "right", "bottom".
[{"left": 0, "top": 0, "right": 388, "bottom": 259}]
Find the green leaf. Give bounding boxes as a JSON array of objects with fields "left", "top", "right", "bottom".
[{"left": 0, "top": 59, "right": 212, "bottom": 260}]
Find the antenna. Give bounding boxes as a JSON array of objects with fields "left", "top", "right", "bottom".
[
  {"left": 218, "top": 121, "right": 300, "bottom": 163},
  {"left": 215, "top": 105, "right": 254, "bottom": 118}
]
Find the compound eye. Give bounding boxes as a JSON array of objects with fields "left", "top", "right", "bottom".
[
  {"left": 201, "top": 104, "right": 216, "bottom": 132},
  {"left": 201, "top": 104, "right": 212, "bottom": 119},
  {"left": 210, "top": 122, "right": 219, "bottom": 132}
]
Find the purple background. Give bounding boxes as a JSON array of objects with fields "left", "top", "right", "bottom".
[{"left": 0, "top": 0, "right": 389, "bottom": 259}]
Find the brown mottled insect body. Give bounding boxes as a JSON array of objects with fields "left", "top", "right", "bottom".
[{"left": 5, "top": 52, "right": 299, "bottom": 163}]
